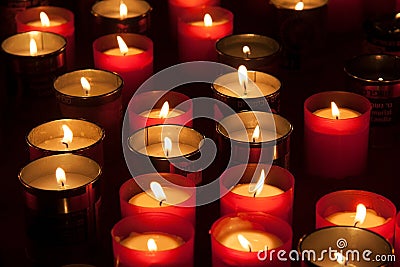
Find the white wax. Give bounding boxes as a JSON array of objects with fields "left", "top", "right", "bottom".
[
  {"left": 129, "top": 187, "right": 190, "bottom": 207},
  {"left": 139, "top": 109, "right": 185, "bottom": 119},
  {"left": 27, "top": 16, "right": 67, "bottom": 27},
  {"left": 313, "top": 107, "right": 361, "bottom": 119},
  {"left": 60, "top": 82, "right": 115, "bottom": 97},
  {"left": 103, "top": 47, "right": 144, "bottom": 56},
  {"left": 29, "top": 173, "right": 91, "bottom": 190},
  {"left": 138, "top": 143, "right": 197, "bottom": 157},
  {"left": 215, "top": 81, "right": 278, "bottom": 98},
  {"left": 219, "top": 229, "right": 283, "bottom": 251},
  {"left": 270, "top": 0, "right": 327, "bottom": 9},
  {"left": 190, "top": 19, "right": 228, "bottom": 26},
  {"left": 326, "top": 209, "right": 387, "bottom": 228},
  {"left": 37, "top": 137, "right": 97, "bottom": 151},
  {"left": 12, "top": 48, "right": 57, "bottom": 56},
  {"left": 231, "top": 184, "right": 284, "bottom": 197},
  {"left": 228, "top": 129, "right": 283, "bottom": 142},
  {"left": 120, "top": 232, "right": 185, "bottom": 251}
]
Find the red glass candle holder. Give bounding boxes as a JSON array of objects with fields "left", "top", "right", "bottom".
[
  {"left": 316, "top": 190, "right": 396, "bottom": 244},
  {"left": 210, "top": 212, "right": 292, "bottom": 267},
  {"left": 15, "top": 6, "right": 75, "bottom": 69},
  {"left": 128, "top": 90, "right": 193, "bottom": 132},
  {"left": 26, "top": 119, "right": 104, "bottom": 166},
  {"left": 119, "top": 172, "right": 196, "bottom": 225},
  {"left": 177, "top": 6, "right": 233, "bottom": 62},
  {"left": 219, "top": 164, "right": 294, "bottom": 224},
  {"left": 93, "top": 33, "right": 153, "bottom": 108},
  {"left": 111, "top": 213, "right": 195, "bottom": 267},
  {"left": 304, "top": 91, "right": 372, "bottom": 179}
]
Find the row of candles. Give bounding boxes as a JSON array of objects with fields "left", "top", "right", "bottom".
[{"left": 1, "top": 0, "right": 399, "bottom": 266}]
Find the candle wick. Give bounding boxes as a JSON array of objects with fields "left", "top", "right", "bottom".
[
  {"left": 243, "top": 83, "right": 247, "bottom": 96},
  {"left": 353, "top": 221, "right": 359, "bottom": 227},
  {"left": 61, "top": 181, "right": 65, "bottom": 187},
  {"left": 85, "top": 90, "right": 89, "bottom": 96},
  {"left": 62, "top": 142, "right": 69, "bottom": 149},
  {"left": 335, "top": 116, "right": 339, "bottom": 120},
  {"left": 159, "top": 199, "right": 166, "bottom": 206},
  {"left": 245, "top": 52, "right": 250, "bottom": 58},
  {"left": 253, "top": 191, "right": 257, "bottom": 198},
  {"left": 123, "top": 52, "right": 127, "bottom": 56},
  {"left": 248, "top": 245, "right": 252, "bottom": 252},
  {"left": 166, "top": 150, "right": 169, "bottom": 157},
  {"left": 252, "top": 137, "right": 256, "bottom": 143}
]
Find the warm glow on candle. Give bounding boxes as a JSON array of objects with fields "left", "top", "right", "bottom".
[
  {"left": 238, "top": 65, "right": 248, "bottom": 95},
  {"left": 80, "top": 77, "right": 91, "bottom": 96},
  {"left": 147, "top": 238, "right": 157, "bottom": 252},
  {"left": 40, "top": 11, "right": 50, "bottom": 27},
  {"left": 249, "top": 169, "right": 266, "bottom": 197},
  {"left": 159, "top": 101, "right": 170, "bottom": 119},
  {"left": 331, "top": 102, "right": 340, "bottom": 119},
  {"left": 163, "top": 137, "right": 172, "bottom": 157},
  {"left": 237, "top": 234, "right": 252, "bottom": 252},
  {"left": 242, "top": 46, "right": 251, "bottom": 56},
  {"left": 61, "top": 125, "right": 73, "bottom": 148},
  {"left": 30, "top": 38, "right": 38, "bottom": 56},
  {"left": 120, "top": 2, "right": 128, "bottom": 19},
  {"left": 252, "top": 125, "right": 260, "bottom": 142},
  {"left": 150, "top": 181, "right": 167, "bottom": 206},
  {"left": 56, "top": 167, "right": 66, "bottom": 187},
  {"left": 204, "top": 13, "right": 213, "bottom": 27},
  {"left": 117, "top": 35, "right": 129, "bottom": 55},
  {"left": 354, "top": 203, "right": 367, "bottom": 226},
  {"left": 295, "top": 1, "right": 304, "bottom": 10}
]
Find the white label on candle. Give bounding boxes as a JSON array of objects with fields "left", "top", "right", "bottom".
[
  {"left": 219, "top": 230, "right": 283, "bottom": 251},
  {"left": 128, "top": 187, "right": 190, "bottom": 207},
  {"left": 326, "top": 209, "right": 387, "bottom": 228},
  {"left": 120, "top": 232, "right": 184, "bottom": 251}
]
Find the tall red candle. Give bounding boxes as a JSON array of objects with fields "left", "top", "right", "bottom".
[
  {"left": 119, "top": 173, "right": 196, "bottom": 225},
  {"left": 304, "top": 91, "right": 372, "bottom": 179},
  {"left": 177, "top": 6, "right": 233, "bottom": 62},
  {"left": 93, "top": 33, "right": 153, "bottom": 108},
  {"left": 15, "top": 6, "right": 75, "bottom": 69}
]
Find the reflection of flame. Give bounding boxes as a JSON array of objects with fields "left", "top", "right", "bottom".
[
  {"left": 147, "top": 238, "right": 157, "bottom": 252},
  {"left": 80, "top": 77, "right": 91, "bottom": 95},
  {"left": 120, "top": 2, "right": 128, "bottom": 19},
  {"left": 354, "top": 203, "right": 367, "bottom": 226},
  {"left": 237, "top": 234, "right": 252, "bottom": 252},
  {"left": 238, "top": 65, "right": 248, "bottom": 95},
  {"left": 163, "top": 137, "right": 172, "bottom": 157},
  {"left": 242, "top": 46, "right": 251, "bottom": 55},
  {"left": 204, "top": 13, "right": 213, "bottom": 27},
  {"left": 117, "top": 35, "right": 129, "bottom": 55},
  {"left": 61, "top": 125, "right": 73, "bottom": 146},
  {"left": 249, "top": 169, "right": 266, "bottom": 197},
  {"left": 150, "top": 181, "right": 167, "bottom": 205},
  {"left": 56, "top": 167, "right": 66, "bottom": 187},
  {"left": 331, "top": 102, "right": 340, "bottom": 119},
  {"left": 30, "top": 38, "right": 38, "bottom": 56},
  {"left": 251, "top": 125, "right": 260, "bottom": 142},
  {"left": 159, "top": 101, "right": 170, "bottom": 119},
  {"left": 295, "top": 1, "right": 304, "bottom": 10},
  {"left": 40, "top": 12, "right": 50, "bottom": 27}
]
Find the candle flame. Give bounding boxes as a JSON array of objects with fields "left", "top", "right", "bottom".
[
  {"left": 251, "top": 125, "right": 260, "bottom": 142},
  {"left": 295, "top": 1, "right": 304, "bottom": 10},
  {"left": 30, "top": 38, "right": 38, "bottom": 56},
  {"left": 249, "top": 169, "right": 266, "bottom": 197},
  {"left": 159, "top": 101, "right": 170, "bottom": 119},
  {"left": 147, "top": 238, "right": 157, "bottom": 252},
  {"left": 378, "top": 77, "right": 383, "bottom": 82},
  {"left": 120, "top": 2, "right": 128, "bottom": 19},
  {"left": 163, "top": 137, "right": 172, "bottom": 157},
  {"left": 61, "top": 125, "right": 73, "bottom": 146},
  {"left": 40, "top": 11, "right": 50, "bottom": 27},
  {"left": 242, "top": 46, "right": 251, "bottom": 56},
  {"left": 204, "top": 13, "right": 213, "bottom": 27},
  {"left": 237, "top": 234, "right": 252, "bottom": 252},
  {"left": 238, "top": 65, "right": 248, "bottom": 95},
  {"left": 331, "top": 101, "right": 340, "bottom": 119},
  {"left": 354, "top": 203, "right": 367, "bottom": 226},
  {"left": 150, "top": 181, "right": 167, "bottom": 205},
  {"left": 56, "top": 167, "right": 66, "bottom": 187},
  {"left": 80, "top": 77, "right": 91, "bottom": 95},
  {"left": 335, "top": 252, "right": 347, "bottom": 265},
  {"left": 117, "top": 35, "right": 129, "bottom": 55}
]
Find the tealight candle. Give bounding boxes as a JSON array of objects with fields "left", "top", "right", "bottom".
[{"left": 120, "top": 232, "right": 185, "bottom": 251}]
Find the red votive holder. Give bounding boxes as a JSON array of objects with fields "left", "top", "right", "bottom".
[
  {"left": 112, "top": 213, "right": 195, "bottom": 267},
  {"left": 219, "top": 164, "right": 294, "bottom": 224},
  {"left": 128, "top": 90, "right": 193, "bottom": 132},
  {"left": 316, "top": 190, "right": 396, "bottom": 244},
  {"left": 304, "top": 91, "right": 372, "bottom": 179},
  {"left": 119, "top": 173, "right": 196, "bottom": 225},
  {"left": 177, "top": 6, "right": 233, "bottom": 62},
  {"left": 210, "top": 212, "right": 292, "bottom": 267},
  {"left": 93, "top": 33, "right": 153, "bottom": 108},
  {"left": 15, "top": 6, "right": 75, "bottom": 69}
]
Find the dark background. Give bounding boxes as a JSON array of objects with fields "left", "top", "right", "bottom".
[{"left": 0, "top": 0, "right": 399, "bottom": 266}]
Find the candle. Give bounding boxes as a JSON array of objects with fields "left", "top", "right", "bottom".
[
  {"left": 216, "top": 111, "right": 292, "bottom": 169},
  {"left": 210, "top": 212, "right": 292, "bottom": 267},
  {"left": 127, "top": 124, "right": 204, "bottom": 185},
  {"left": 1, "top": 31, "right": 66, "bottom": 97},
  {"left": 316, "top": 190, "right": 396, "bottom": 243},
  {"left": 128, "top": 91, "right": 193, "bottom": 132},
  {"left": 304, "top": 91, "right": 372, "bottom": 179},
  {"left": 91, "top": 0, "right": 152, "bottom": 38},
  {"left": 93, "top": 33, "right": 153, "bottom": 108},
  {"left": 119, "top": 173, "right": 196, "bottom": 225},
  {"left": 344, "top": 54, "right": 400, "bottom": 148},
  {"left": 177, "top": 6, "right": 233, "bottom": 62},
  {"left": 15, "top": 6, "right": 75, "bottom": 69},
  {"left": 212, "top": 66, "right": 281, "bottom": 113},
  {"left": 216, "top": 34, "right": 281, "bottom": 74},
  {"left": 18, "top": 154, "right": 101, "bottom": 265},
  {"left": 26, "top": 119, "right": 104, "bottom": 166},
  {"left": 298, "top": 226, "right": 394, "bottom": 266},
  {"left": 112, "top": 213, "right": 194, "bottom": 267},
  {"left": 220, "top": 164, "right": 295, "bottom": 224}
]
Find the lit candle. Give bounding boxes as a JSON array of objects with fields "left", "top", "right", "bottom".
[
  {"left": 219, "top": 230, "right": 283, "bottom": 252},
  {"left": 120, "top": 232, "right": 185, "bottom": 251},
  {"left": 177, "top": 6, "right": 233, "bottom": 62},
  {"left": 304, "top": 91, "right": 372, "bottom": 179},
  {"left": 326, "top": 204, "right": 387, "bottom": 228},
  {"left": 139, "top": 101, "right": 185, "bottom": 119}
]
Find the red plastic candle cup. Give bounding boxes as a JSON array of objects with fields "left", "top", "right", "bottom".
[
  {"left": 316, "top": 190, "right": 396, "bottom": 244},
  {"left": 111, "top": 213, "right": 195, "bottom": 267},
  {"left": 127, "top": 124, "right": 204, "bottom": 185},
  {"left": 15, "top": 6, "right": 75, "bottom": 70},
  {"left": 1, "top": 31, "right": 66, "bottom": 97},
  {"left": 26, "top": 119, "right": 105, "bottom": 167},
  {"left": 91, "top": 0, "right": 152, "bottom": 38},
  {"left": 210, "top": 212, "right": 292, "bottom": 267},
  {"left": 18, "top": 154, "right": 102, "bottom": 265},
  {"left": 128, "top": 90, "right": 193, "bottom": 132},
  {"left": 219, "top": 164, "right": 294, "bottom": 224},
  {"left": 216, "top": 111, "right": 293, "bottom": 169},
  {"left": 304, "top": 91, "right": 372, "bottom": 179},
  {"left": 177, "top": 6, "right": 233, "bottom": 62},
  {"left": 119, "top": 173, "right": 196, "bottom": 225},
  {"left": 395, "top": 212, "right": 400, "bottom": 267},
  {"left": 298, "top": 226, "right": 394, "bottom": 267},
  {"left": 93, "top": 33, "right": 153, "bottom": 108}
]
